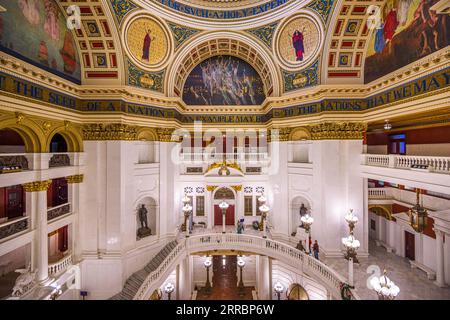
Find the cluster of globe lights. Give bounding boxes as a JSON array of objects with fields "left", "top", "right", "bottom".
[
  {"left": 218, "top": 200, "right": 229, "bottom": 210},
  {"left": 341, "top": 234, "right": 360, "bottom": 251},
  {"left": 370, "top": 270, "right": 400, "bottom": 300},
  {"left": 300, "top": 213, "right": 314, "bottom": 231},
  {"left": 344, "top": 209, "right": 359, "bottom": 231}
]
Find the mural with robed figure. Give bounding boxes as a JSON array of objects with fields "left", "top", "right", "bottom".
[
  {"left": 0, "top": 0, "right": 81, "bottom": 83},
  {"left": 182, "top": 56, "right": 266, "bottom": 106},
  {"left": 365, "top": 0, "right": 449, "bottom": 83}
]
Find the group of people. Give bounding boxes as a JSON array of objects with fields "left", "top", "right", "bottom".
[
  {"left": 297, "top": 239, "right": 320, "bottom": 260},
  {"left": 184, "top": 56, "right": 261, "bottom": 105}
]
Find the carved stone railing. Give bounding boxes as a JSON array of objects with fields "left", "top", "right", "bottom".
[
  {"left": 47, "top": 203, "right": 71, "bottom": 221},
  {"left": 48, "top": 252, "right": 72, "bottom": 276},
  {"left": 362, "top": 154, "right": 450, "bottom": 173},
  {"left": 49, "top": 153, "right": 71, "bottom": 168},
  {"left": 368, "top": 188, "right": 393, "bottom": 200},
  {"left": 0, "top": 154, "right": 29, "bottom": 170},
  {"left": 0, "top": 216, "right": 29, "bottom": 241},
  {"left": 134, "top": 234, "right": 357, "bottom": 300}
]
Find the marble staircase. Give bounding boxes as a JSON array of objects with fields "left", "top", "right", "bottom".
[{"left": 110, "top": 240, "right": 178, "bottom": 300}]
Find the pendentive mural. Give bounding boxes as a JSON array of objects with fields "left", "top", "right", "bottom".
[
  {"left": 365, "top": 0, "right": 449, "bottom": 83},
  {"left": 182, "top": 56, "right": 266, "bottom": 106},
  {"left": 0, "top": 0, "right": 81, "bottom": 83}
]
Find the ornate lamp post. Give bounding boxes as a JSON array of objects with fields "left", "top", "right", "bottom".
[
  {"left": 408, "top": 189, "right": 428, "bottom": 233},
  {"left": 237, "top": 258, "right": 245, "bottom": 296},
  {"left": 370, "top": 270, "right": 400, "bottom": 300},
  {"left": 219, "top": 201, "right": 229, "bottom": 234},
  {"left": 342, "top": 233, "right": 360, "bottom": 287},
  {"left": 164, "top": 282, "right": 175, "bottom": 300},
  {"left": 181, "top": 194, "right": 192, "bottom": 236},
  {"left": 300, "top": 213, "right": 314, "bottom": 253},
  {"left": 258, "top": 193, "right": 269, "bottom": 238},
  {"left": 203, "top": 257, "right": 212, "bottom": 295},
  {"left": 274, "top": 282, "right": 284, "bottom": 300}
]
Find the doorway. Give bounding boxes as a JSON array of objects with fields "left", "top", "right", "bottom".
[
  {"left": 405, "top": 231, "right": 415, "bottom": 260},
  {"left": 213, "top": 187, "right": 235, "bottom": 226},
  {"left": 388, "top": 133, "right": 406, "bottom": 155}
]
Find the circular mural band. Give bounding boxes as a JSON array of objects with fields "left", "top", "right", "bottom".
[
  {"left": 124, "top": 14, "right": 170, "bottom": 70},
  {"left": 182, "top": 55, "right": 266, "bottom": 106},
  {"left": 275, "top": 13, "right": 323, "bottom": 70}
]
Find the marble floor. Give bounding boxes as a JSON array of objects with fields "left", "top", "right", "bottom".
[{"left": 323, "top": 240, "right": 450, "bottom": 300}]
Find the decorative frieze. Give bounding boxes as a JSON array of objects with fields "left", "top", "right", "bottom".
[
  {"left": 156, "top": 128, "right": 177, "bottom": 142},
  {"left": 66, "top": 174, "right": 84, "bottom": 184},
  {"left": 0, "top": 218, "right": 28, "bottom": 240},
  {"left": 47, "top": 203, "right": 71, "bottom": 221},
  {"left": 268, "top": 127, "right": 292, "bottom": 142},
  {"left": 82, "top": 124, "right": 138, "bottom": 141},
  {"left": 49, "top": 154, "right": 71, "bottom": 168},
  {"left": 0, "top": 155, "right": 29, "bottom": 170},
  {"left": 22, "top": 180, "right": 52, "bottom": 192},
  {"left": 309, "top": 122, "right": 367, "bottom": 140}
]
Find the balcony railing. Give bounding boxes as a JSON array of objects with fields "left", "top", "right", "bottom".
[
  {"left": 49, "top": 153, "right": 71, "bottom": 168},
  {"left": 0, "top": 216, "right": 29, "bottom": 241},
  {"left": 48, "top": 252, "right": 72, "bottom": 276},
  {"left": 368, "top": 188, "right": 392, "bottom": 200},
  {"left": 180, "top": 152, "right": 269, "bottom": 163},
  {"left": 362, "top": 154, "right": 450, "bottom": 174},
  {"left": 0, "top": 154, "right": 29, "bottom": 171},
  {"left": 47, "top": 203, "right": 71, "bottom": 221}
]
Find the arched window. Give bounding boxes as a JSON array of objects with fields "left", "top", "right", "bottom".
[{"left": 49, "top": 133, "right": 68, "bottom": 153}]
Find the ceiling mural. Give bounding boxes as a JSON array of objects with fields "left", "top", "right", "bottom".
[
  {"left": 364, "top": 0, "right": 449, "bottom": 83},
  {"left": 127, "top": 59, "right": 165, "bottom": 92},
  {"left": 275, "top": 14, "right": 323, "bottom": 70},
  {"left": 283, "top": 59, "right": 320, "bottom": 92},
  {"left": 0, "top": 0, "right": 81, "bottom": 83},
  {"left": 182, "top": 55, "right": 266, "bottom": 105},
  {"left": 167, "top": 22, "right": 201, "bottom": 50},
  {"left": 124, "top": 15, "right": 170, "bottom": 69},
  {"left": 246, "top": 22, "right": 279, "bottom": 49},
  {"left": 110, "top": 0, "right": 139, "bottom": 26},
  {"left": 306, "top": 0, "right": 336, "bottom": 24}
]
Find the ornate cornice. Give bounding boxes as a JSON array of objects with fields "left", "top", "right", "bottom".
[
  {"left": 82, "top": 124, "right": 138, "bottom": 141},
  {"left": 22, "top": 180, "right": 52, "bottom": 192},
  {"left": 156, "top": 128, "right": 177, "bottom": 142},
  {"left": 309, "top": 122, "right": 367, "bottom": 140},
  {"left": 66, "top": 174, "right": 84, "bottom": 184}
]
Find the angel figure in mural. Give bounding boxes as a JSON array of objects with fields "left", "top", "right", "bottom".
[
  {"left": 44, "top": 0, "right": 60, "bottom": 41},
  {"left": 291, "top": 29, "right": 305, "bottom": 61},
  {"left": 18, "top": 0, "right": 40, "bottom": 25},
  {"left": 142, "top": 29, "right": 156, "bottom": 62}
]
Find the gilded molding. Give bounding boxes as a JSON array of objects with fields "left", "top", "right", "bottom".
[
  {"left": 82, "top": 124, "right": 138, "bottom": 141},
  {"left": 309, "top": 122, "right": 367, "bottom": 140},
  {"left": 206, "top": 185, "right": 218, "bottom": 192},
  {"left": 231, "top": 185, "right": 242, "bottom": 192},
  {"left": 15, "top": 112, "right": 25, "bottom": 124},
  {"left": 268, "top": 127, "right": 292, "bottom": 142},
  {"left": 22, "top": 180, "right": 52, "bottom": 192},
  {"left": 66, "top": 174, "right": 84, "bottom": 184},
  {"left": 156, "top": 128, "right": 177, "bottom": 142},
  {"left": 206, "top": 161, "right": 244, "bottom": 174}
]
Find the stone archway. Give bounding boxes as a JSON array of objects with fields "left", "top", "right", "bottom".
[
  {"left": 290, "top": 195, "right": 312, "bottom": 235},
  {"left": 213, "top": 187, "right": 236, "bottom": 226}
]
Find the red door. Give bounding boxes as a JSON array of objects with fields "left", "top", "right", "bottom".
[
  {"left": 0, "top": 185, "right": 25, "bottom": 220},
  {"left": 405, "top": 231, "right": 415, "bottom": 260},
  {"left": 214, "top": 205, "right": 235, "bottom": 226}
]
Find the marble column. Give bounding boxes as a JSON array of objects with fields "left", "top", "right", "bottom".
[
  {"left": 66, "top": 174, "right": 84, "bottom": 262},
  {"left": 435, "top": 229, "right": 445, "bottom": 287},
  {"left": 23, "top": 180, "right": 52, "bottom": 284}
]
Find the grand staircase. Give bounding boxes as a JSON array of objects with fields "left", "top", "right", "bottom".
[{"left": 110, "top": 240, "right": 178, "bottom": 300}]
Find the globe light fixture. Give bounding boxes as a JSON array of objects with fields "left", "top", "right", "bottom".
[
  {"left": 259, "top": 203, "right": 270, "bottom": 238},
  {"left": 203, "top": 257, "right": 212, "bottom": 294},
  {"left": 258, "top": 193, "right": 267, "bottom": 203},
  {"left": 384, "top": 120, "right": 392, "bottom": 130},
  {"left": 274, "top": 282, "right": 284, "bottom": 300},
  {"left": 164, "top": 282, "right": 175, "bottom": 300},
  {"left": 237, "top": 258, "right": 246, "bottom": 295},
  {"left": 219, "top": 201, "right": 229, "bottom": 234},
  {"left": 370, "top": 270, "right": 400, "bottom": 300},
  {"left": 344, "top": 209, "right": 358, "bottom": 232},
  {"left": 341, "top": 234, "right": 360, "bottom": 261},
  {"left": 181, "top": 194, "right": 190, "bottom": 204},
  {"left": 182, "top": 196, "right": 192, "bottom": 237},
  {"left": 300, "top": 213, "right": 314, "bottom": 233}
]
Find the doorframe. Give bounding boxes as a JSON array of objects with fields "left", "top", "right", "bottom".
[{"left": 210, "top": 186, "right": 238, "bottom": 228}]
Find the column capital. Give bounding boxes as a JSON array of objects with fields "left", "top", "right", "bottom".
[
  {"left": 433, "top": 228, "right": 445, "bottom": 238},
  {"left": 309, "top": 122, "right": 367, "bottom": 140},
  {"left": 66, "top": 174, "right": 84, "bottom": 184},
  {"left": 22, "top": 180, "right": 52, "bottom": 192}
]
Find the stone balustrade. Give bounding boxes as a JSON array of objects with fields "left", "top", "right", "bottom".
[
  {"left": 48, "top": 252, "right": 72, "bottom": 276},
  {"left": 362, "top": 154, "right": 450, "bottom": 174}
]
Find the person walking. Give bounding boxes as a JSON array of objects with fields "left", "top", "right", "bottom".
[{"left": 313, "top": 240, "right": 319, "bottom": 260}]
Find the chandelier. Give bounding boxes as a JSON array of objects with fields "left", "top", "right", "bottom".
[
  {"left": 300, "top": 213, "right": 314, "bottom": 233},
  {"left": 344, "top": 209, "right": 358, "bottom": 233},
  {"left": 342, "top": 233, "right": 360, "bottom": 263},
  {"left": 408, "top": 189, "right": 428, "bottom": 233},
  {"left": 370, "top": 270, "right": 400, "bottom": 300}
]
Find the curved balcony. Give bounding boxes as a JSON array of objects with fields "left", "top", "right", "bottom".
[
  {"left": 48, "top": 252, "right": 72, "bottom": 276},
  {"left": 131, "top": 234, "right": 357, "bottom": 300}
]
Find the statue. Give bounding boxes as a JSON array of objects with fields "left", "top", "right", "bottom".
[
  {"left": 11, "top": 263, "right": 37, "bottom": 297},
  {"left": 299, "top": 203, "right": 307, "bottom": 226},
  {"left": 137, "top": 204, "right": 152, "bottom": 239},
  {"left": 236, "top": 218, "right": 245, "bottom": 234}
]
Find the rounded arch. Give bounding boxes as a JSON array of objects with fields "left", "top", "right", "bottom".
[
  {"left": 289, "top": 127, "right": 311, "bottom": 141},
  {"left": 45, "top": 126, "right": 83, "bottom": 153},
  {"left": 166, "top": 31, "right": 281, "bottom": 98},
  {"left": 213, "top": 187, "right": 236, "bottom": 200},
  {"left": 135, "top": 195, "right": 159, "bottom": 240},
  {"left": 0, "top": 118, "right": 45, "bottom": 153},
  {"left": 290, "top": 194, "right": 313, "bottom": 234},
  {"left": 287, "top": 283, "right": 310, "bottom": 300},
  {"left": 369, "top": 205, "right": 395, "bottom": 221},
  {"left": 136, "top": 128, "right": 158, "bottom": 141}
]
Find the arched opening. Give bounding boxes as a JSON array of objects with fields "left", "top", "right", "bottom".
[
  {"left": 287, "top": 283, "right": 310, "bottom": 300},
  {"left": 213, "top": 187, "right": 235, "bottom": 226},
  {"left": 0, "top": 129, "right": 26, "bottom": 153},
  {"left": 136, "top": 197, "right": 158, "bottom": 240},
  {"left": 290, "top": 196, "right": 312, "bottom": 235},
  {"left": 49, "top": 133, "right": 68, "bottom": 153},
  {"left": 136, "top": 130, "right": 158, "bottom": 164},
  {"left": 0, "top": 129, "right": 29, "bottom": 171}
]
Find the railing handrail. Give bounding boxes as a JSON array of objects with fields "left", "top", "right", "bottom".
[
  {"left": 48, "top": 251, "right": 72, "bottom": 275},
  {"left": 134, "top": 233, "right": 355, "bottom": 300},
  {"left": 47, "top": 202, "right": 71, "bottom": 212},
  {"left": 363, "top": 153, "right": 450, "bottom": 160},
  {"left": 0, "top": 215, "right": 28, "bottom": 228}
]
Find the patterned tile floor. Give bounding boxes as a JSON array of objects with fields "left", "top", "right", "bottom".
[{"left": 323, "top": 241, "right": 450, "bottom": 300}]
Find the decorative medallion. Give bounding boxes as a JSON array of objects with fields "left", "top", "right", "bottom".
[
  {"left": 283, "top": 59, "right": 319, "bottom": 92},
  {"left": 244, "top": 186, "right": 253, "bottom": 194},
  {"left": 127, "top": 60, "right": 165, "bottom": 92},
  {"left": 123, "top": 14, "right": 171, "bottom": 71},
  {"left": 184, "top": 187, "right": 194, "bottom": 194},
  {"left": 274, "top": 13, "right": 323, "bottom": 71},
  {"left": 255, "top": 186, "right": 265, "bottom": 194},
  {"left": 168, "top": 23, "right": 201, "bottom": 50},
  {"left": 196, "top": 187, "right": 205, "bottom": 194}
]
